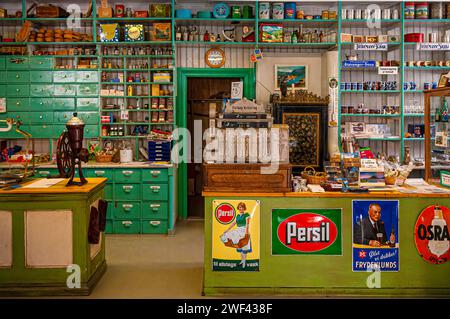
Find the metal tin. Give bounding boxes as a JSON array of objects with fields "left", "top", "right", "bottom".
[
  {"left": 272, "top": 3, "right": 284, "bottom": 19},
  {"left": 126, "top": 8, "right": 132, "bottom": 18},
  {"left": 415, "top": 2, "right": 429, "bottom": 19},
  {"left": 341, "top": 9, "right": 347, "bottom": 19},
  {"left": 354, "top": 9, "right": 362, "bottom": 20},
  {"left": 429, "top": 32, "right": 438, "bottom": 43},
  {"left": 362, "top": 9, "right": 369, "bottom": 19},
  {"left": 322, "top": 10, "right": 329, "bottom": 19},
  {"left": 405, "top": 2, "right": 415, "bottom": 19},
  {"left": 382, "top": 9, "right": 391, "bottom": 20},
  {"left": 392, "top": 9, "right": 399, "bottom": 19},
  {"left": 347, "top": 9, "right": 354, "bottom": 20},
  {"left": 258, "top": 2, "right": 270, "bottom": 19},
  {"left": 284, "top": 2, "right": 296, "bottom": 19},
  {"left": 431, "top": 2, "right": 443, "bottom": 19}
]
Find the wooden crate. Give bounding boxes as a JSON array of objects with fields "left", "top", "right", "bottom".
[{"left": 203, "top": 163, "right": 292, "bottom": 193}]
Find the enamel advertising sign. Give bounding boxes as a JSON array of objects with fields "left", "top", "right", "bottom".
[
  {"left": 272, "top": 208, "right": 342, "bottom": 255},
  {"left": 414, "top": 205, "right": 450, "bottom": 264},
  {"left": 352, "top": 200, "right": 399, "bottom": 272}
]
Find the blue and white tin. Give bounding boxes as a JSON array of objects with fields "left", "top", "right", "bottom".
[
  {"left": 259, "top": 2, "right": 270, "bottom": 19},
  {"left": 272, "top": 2, "right": 284, "bottom": 19}
]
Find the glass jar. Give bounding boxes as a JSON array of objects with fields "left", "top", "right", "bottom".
[{"left": 430, "top": 2, "right": 443, "bottom": 19}]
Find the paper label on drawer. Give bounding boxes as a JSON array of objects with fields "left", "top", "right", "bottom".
[
  {"left": 417, "top": 43, "right": 450, "bottom": 51},
  {"left": 212, "top": 200, "right": 260, "bottom": 272},
  {"left": 0, "top": 98, "right": 6, "bottom": 113}
]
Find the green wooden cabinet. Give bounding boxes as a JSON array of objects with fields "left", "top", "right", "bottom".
[
  {"left": 7, "top": 84, "right": 30, "bottom": 97},
  {"left": 142, "top": 183, "right": 168, "bottom": 201},
  {"left": 29, "top": 56, "right": 54, "bottom": 69},
  {"left": 76, "top": 71, "right": 99, "bottom": 83},
  {"left": 53, "top": 84, "right": 76, "bottom": 96},
  {"left": 114, "top": 169, "right": 141, "bottom": 183},
  {"left": 104, "top": 184, "right": 113, "bottom": 200},
  {"left": 114, "top": 201, "right": 141, "bottom": 219},
  {"left": 86, "top": 168, "right": 114, "bottom": 181},
  {"left": 113, "top": 220, "right": 141, "bottom": 234},
  {"left": 30, "top": 84, "right": 53, "bottom": 97},
  {"left": 30, "top": 71, "right": 52, "bottom": 83},
  {"left": 53, "top": 71, "right": 76, "bottom": 83},
  {"left": 142, "top": 220, "right": 168, "bottom": 234},
  {"left": 0, "top": 57, "right": 5, "bottom": 69},
  {"left": 77, "top": 84, "right": 99, "bottom": 96},
  {"left": 6, "top": 98, "right": 30, "bottom": 111},
  {"left": 115, "top": 184, "right": 141, "bottom": 201},
  {"left": 142, "top": 168, "right": 168, "bottom": 182},
  {"left": 52, "top": 98, "right": 76, "bottom": 111},
  {"left": 77, "top": 98, "right": 99, "bottom": 111},
  {"left": 5, "top": 56, "right": 29, "bottom": 69},
  {"left": 7, "top": 71, "right": 30, "bottom": 83},
  {"left": 77, "top": 111, "right": 99, "bottom": 125},
  {"left": 142, "top": 202, "right": 168, "bottom": 220},
  {"left": 84, "top": 125, "right": 99, "bottom": 138},
  {"left": 0, "top": 85, "right": 4, "bottom": 96}
]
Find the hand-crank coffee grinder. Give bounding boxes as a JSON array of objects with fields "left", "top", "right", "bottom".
[{"left": 56, "top": 113, "right": 89, "bottom": 186}]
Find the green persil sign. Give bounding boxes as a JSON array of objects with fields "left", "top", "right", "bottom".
[
  {"left": 272, "top": 209, "right": 342, "bottom": 255},
  {"left": 441, "top": 171, "right": 450, "bottom": 189}
]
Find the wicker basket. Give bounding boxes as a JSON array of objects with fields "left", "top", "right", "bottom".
[
  {"left": 301, "top": 166, "right": 328, "bottom": 185},
  {"left": 95, "top": 154, "right": 113, "bottom": 162}
]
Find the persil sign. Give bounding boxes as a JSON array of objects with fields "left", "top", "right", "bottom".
[{"left": 272, "top": 209, "right": 342, "bottom": 255}]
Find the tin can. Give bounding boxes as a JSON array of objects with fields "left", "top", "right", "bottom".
[
  {"left": 341, "top": 9, "right": 347, "bottom": 19},
  {"left": 126, "top": 8, "right": 132, "bottom": 18},
  {"left": 431, "top": 2, "right": 443, "bottom": 19},
  {"left": 284, "top": 2, "right": 296, "bottom": 19},
  {"left": 357, "top": 83, "right": 363, "bottom": 90},
  {"left": 341, "top": 106, "right": 348, "bottom": 114},
  {"left": 272, "top": 2, "right": 284, "bottom": 19},
  {"left": 415, "top": 2, "right": 429, "bottom": 19},
  {"left": 382, "top": 9, "right": 391, "bottom": 20},
  {"left": 258, "top": 2, "right": 270, "bottom": 19},
  {"left": 296, "top": 10, "right": 304, "bottom": 19},
  {"left": 115, "top": 4, "right": 125, "bottom": 17},
  {"left": 424, "top": 82, "right": 430, "bottom": 90},
  {"left": 341, "top": 82, "right": 346, "bottom": 90},
  {"left": 345, "top": 82, "right": 351, "bottom": 90},
  {"left": 322, "top": 10, "right": 329, "bottom": 19},
  {"left": 354, "top": 9, "right": 362, "bottom": 19},
  {"left": 405, "top": 2, "right": 415, "bottom": 19},
  {"left": 351, "top": 82, "right": 358, "bottom": 90},
  {"left": 447, "top": 4, "right": 450, "bottom": 19}
]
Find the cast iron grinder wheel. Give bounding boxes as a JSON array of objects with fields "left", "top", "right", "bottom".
[{"left": 56, "top": 131, "right": 73, "bottom": 178}]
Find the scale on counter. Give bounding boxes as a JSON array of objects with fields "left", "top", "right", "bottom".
[{"left": 0, "top": 118, "right": 35, "bottom": 188}]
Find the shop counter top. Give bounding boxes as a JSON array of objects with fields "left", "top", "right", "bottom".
[
  {"left": 0, "top": 161, "right": 174, "bottom": 169},
  {"left": 0, "top": 177, "right": 106, "bottom": 195},
  {"left": 203, "top": 187, "right": 450, "bottom": 198}
]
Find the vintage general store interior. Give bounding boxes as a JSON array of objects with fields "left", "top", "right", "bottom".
[{"left": 0, "top": 0, "right": 449, "bottom": 298}]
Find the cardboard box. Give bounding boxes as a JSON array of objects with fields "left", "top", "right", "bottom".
[
  {"left": 353, "top": 35, "right": 366, "bottom": 43},
  {"left": 151, "top": 84, "right": 160, "bottom": 96},
  {"left": 341, "top": 33, "right": 353, "bottom": 42},
  {"left": 378, "top": 35, "right": 389, "bottom": 43}
]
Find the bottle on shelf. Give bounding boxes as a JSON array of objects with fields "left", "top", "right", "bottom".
[
  {"left": 127, "top": 85, "right": 133, "bottom": 96},
  {"left": 298, "top": 25, "right": 304, "bottom": 43},
  {"left": 442, "top": 99, "right": 448, "bottom": 122},
  {"left": 176, "top": 26, "right": 182, "bottom": 41},
  {"left": 114, "top": 46, "right": 119, "bottom": 55},
  {"left": 204, "top": 30, "right": 210, "bottom": 42},
  {"left": 291, "top": 30, "right": 298, "bottom": 43},
  {"left": 435, "top": 107, "right": 442, "bottom": 122}
]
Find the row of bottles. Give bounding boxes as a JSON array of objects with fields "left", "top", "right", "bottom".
[
  {"left": 102, "top": 46, "right": 174, "bottom": 56},
  {"left": 285, "top": 27, "right": 337, "bottom": 43}
]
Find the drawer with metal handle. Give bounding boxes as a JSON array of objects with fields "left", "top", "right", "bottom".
[
  {"left": 142, "top": 168, "right": 168, "bottom": 182},
  {"left": 142, "top": 220, "right": 168, "bottom": 234},
  {"left": 142, "top": 202, "right": 168, "bottom": 219},
  {"left": 114, "top": 201, "right": 141, "bottom": 219},
  {"left": 115, "top": 184, "right": 141, "bottom": 200},
  {"left": 114, "top": 169, "right": 141, "bottom": 183},
  {"left": 142, "top": 184, "right": 168, "bottom": 201},
  {"left": 113, "top": 220, "right": 141, "bottom": 234}
]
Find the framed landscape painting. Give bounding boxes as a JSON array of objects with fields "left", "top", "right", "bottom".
[{"left": 275, "top": 65, "right": 308, "bottom": 90}]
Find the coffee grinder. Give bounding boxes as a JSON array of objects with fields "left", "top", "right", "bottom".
[{"left": 56, "top": 113, "right": 89, "bottom": 186}]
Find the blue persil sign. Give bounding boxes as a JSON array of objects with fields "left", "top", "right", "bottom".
[
  {"left": 352, "top": 200, "right": 399, "bottom": 272},
  {"left": 342, "top": 60, "right": 376, "bottom": 68},
  {"left": 354, "top": 43, "right": 388, "bottom": 51}
]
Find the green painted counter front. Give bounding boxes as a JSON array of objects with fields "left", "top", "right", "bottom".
[
  {"left": 203, "top": 194, "right": 450, "bottom": 297},
  {"left": 0, "top": 178, "right": 107, "bottom": 296}
]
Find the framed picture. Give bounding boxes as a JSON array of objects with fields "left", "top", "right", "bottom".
[
  {"left": 275, "top": 65, "right": 308, "bottom": 90},
  {"left": 438, "top": 73, "right": 449, "bottom": 88},
  {"left": 435, "top": 131, "right": 448, "bottom": 147}
]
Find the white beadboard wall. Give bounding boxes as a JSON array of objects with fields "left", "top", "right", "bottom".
[{"left": 176, "top": 45, "right": 254, "bottom": 68}]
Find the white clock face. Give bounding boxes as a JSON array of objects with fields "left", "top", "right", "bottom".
[{"left": 206, "top": 49, "right": 224, "bottom": 67}]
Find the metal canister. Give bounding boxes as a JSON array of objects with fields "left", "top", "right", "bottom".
[
  {"left": 258, "top": 2, "right": 270, "bottom": 19},
  {"left": 392, "top": 9, "right": 399, "bottom": 19},
  {"left": 272, "top": 2, "right": 284, "bottom": 19},
  {"left": 431, "top": 2, "right": 443, "bottom": 19},
  {"left": 347, "top": 9, "right": 354, "bottom": 19},
  {"left": 382, "top": 9, "right": 391, "bottom": 20},
  {"left": 447, "top": 3, "right": 450, "bottom": 19},
  {"left": 415, "top": 2, "right": 429, "bottom": 19},
  {"left": 322, "top": 10, "right": 329, "bottom": 19},
  {"left": 354, "top": 9, "right": 362, "bottom": 20},
  {"left": 405, "top": 2, "right": 415, "bottom": 19},
  {"left": 126, "top": 8, "right": 132, "bottom": 18},
  {"left": 341, "top": 9, "right": 347, "bottom": 19}
]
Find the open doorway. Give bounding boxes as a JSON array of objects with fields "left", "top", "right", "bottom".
[{"left": 186, "top": 77, "right": 239, "bottom": 219}]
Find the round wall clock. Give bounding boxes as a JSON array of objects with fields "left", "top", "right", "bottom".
[{"left": 205, "top": 48, "right": 225, "bottom": 68}]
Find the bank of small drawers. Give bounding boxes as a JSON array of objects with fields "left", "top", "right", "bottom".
[{"left": 33, "top": 167, "right": 171, "bottom": 234}]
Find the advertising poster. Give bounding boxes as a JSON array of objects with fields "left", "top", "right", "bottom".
[
  {"left": 212, "top": 200, "right": 260, "bottom": 271},
  {"left": 414, "top": 205, "right": 450, "bottom": 264},
  {"left": 352, "top": 200, "right": 399, "bottom": 272},
  {"left": 272, "top": 208, "right": 342, "bottom": 255}
]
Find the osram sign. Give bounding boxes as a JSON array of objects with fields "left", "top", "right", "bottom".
[{"left": 272, "top": 209, "right": 342, "bottom": 255}]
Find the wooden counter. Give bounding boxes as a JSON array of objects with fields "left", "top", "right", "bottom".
[
  {"left": 203, "top": 189, "right": 450, "bottom": 297},
  {"left": 0, "top": 178, "right": 107, "bottom": 296}
]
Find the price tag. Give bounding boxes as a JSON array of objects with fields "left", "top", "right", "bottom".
[
  {"left": 354, "top": 43, "right": 388, "bottom": 51},
  {"left": 417, "top": 43, "right": 450, "bottom": 51},
  {"left": 378, "top": 67, "right": 398, "bottom": 75}
]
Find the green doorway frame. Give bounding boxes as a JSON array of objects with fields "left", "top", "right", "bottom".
[{"left": 176, "top": 67, "right": 256, "bottom": 219}]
